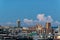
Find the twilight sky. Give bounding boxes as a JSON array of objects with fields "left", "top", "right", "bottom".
[{"left": 0, "top": 0, "right": 60, "bottom": 26}]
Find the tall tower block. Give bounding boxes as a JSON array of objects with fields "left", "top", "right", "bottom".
[
  {"left": 46, "top": 22, "right": 51, "bottom": 29},
  {"left": 17, "top": 19, "right": 20, "bottom": 27},
  {"left": 45, "top": 22, "right": 51, "bottom": 34}
]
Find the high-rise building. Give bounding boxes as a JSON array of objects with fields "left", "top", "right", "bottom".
[
  {"left": 45, "top": 22, "right": 53, "bottom": 35},
  {"left": 46, "top": 22, "right": 51, "bottom": 29},
  {"left": 17, "top": 19, "right": 20, "bottom": 27}
]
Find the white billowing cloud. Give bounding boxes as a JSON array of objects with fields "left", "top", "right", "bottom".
[
  {"left": 46, "top": 16, "right": 53, "bottom": 22},
  {"left": 37, "top": 14, "right": 53, "bottom": 22},
  {"left": 23, "top": 19, "right": 33, "bottom": 24},
  {"left": 23, "top": 14, "right": 60, "bottom": 26},
  {"left": 23, "top": 14, "right": 53, "bottom": 26},
  {"left": 37, "top": 14, "right": 45, "bottom": 21}
]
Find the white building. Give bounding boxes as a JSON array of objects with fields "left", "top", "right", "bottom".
[{"left": 54, "top": 25, "right": 60, "bottom": 39}]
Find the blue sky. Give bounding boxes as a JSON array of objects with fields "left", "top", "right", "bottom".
[{"left": 0, "top": 0, "right": 60, "bottom": 26}]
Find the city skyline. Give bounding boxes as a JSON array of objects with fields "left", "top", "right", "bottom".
[
  {"left": 0, "top": 0, "right": 60, "bottom": 40},
  {"left": 0, "top": 0, "right": 60, "bottom": 26}
]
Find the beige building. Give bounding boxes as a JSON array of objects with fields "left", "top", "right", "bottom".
[{"left": 45, "top": 22, "right": 53, "bottom": 34}]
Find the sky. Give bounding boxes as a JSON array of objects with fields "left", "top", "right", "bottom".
[{"left": 0, "top": 0, "right": 60, "bottom": 26}]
